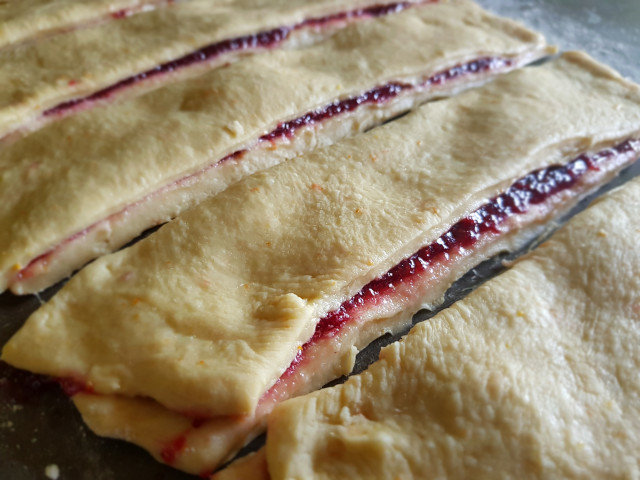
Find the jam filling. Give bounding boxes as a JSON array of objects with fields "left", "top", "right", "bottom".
[
  {"left": 42, "top": 1, "right": 424, "bottom": 118},
  {"left": 276, "top": 139, "right": 640, "bottom": 380},
  {"left": 260, "top": 57, "right": 509, "bottom": 143},
  {"left": 14, "top": 56, "right": 510, "bottom": 285}
]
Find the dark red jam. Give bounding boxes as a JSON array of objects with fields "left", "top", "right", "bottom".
[
  {"left": 280, "top": 139, "right": 640, "bottom": 375},
  {"left": 42, "top": 1, "right": 421, "bottom": 118},
  {"left": 161, "top": 434, "right": 187, "bottom": 464},
  {"left": 260, "top": 57, "right": 510, "bottom": 143},
  {"left": 57, "top": 377, "right": 94, "bottom": 397},
  {"left": 110, "top": 9, "right": 129, "bottom": 19}
]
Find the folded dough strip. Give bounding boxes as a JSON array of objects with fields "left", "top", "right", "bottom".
[
  {"left": 0, "top": 0, "right": 429, "bottom": 142},
  {"left": 74, "top": 135, "right": 640, "bottom": 475},
  {"left": 264, "top": 176, "right": 640, "bottom": 480},
  {"left": 8, "top": 1, "right": 427, "bottom": 142},
  {"left": 4, "top": 52, "right": 640, "bottom": 474},
  {"left": 0, "top": 0, "right": 170, "bottom": 49},
  {"left": 0, "top": 0, "right": 549, "bottom": 294}
]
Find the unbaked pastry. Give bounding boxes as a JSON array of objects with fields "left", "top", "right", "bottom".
[
  {"left": 0, "top": 0, "right": 165, "bottom": 49},
  {"left": 0, "top": 0, "right": 429, "bottom": 140},
  {"left": 212, "top": 450, "right": 269, "bottom": 480},
  {"left": 265, "top": 176, "right": 640, "bottom": 480},
  {"left": 0, "top": 0, "right": 549, "bottom": 294},
  {"left": 3, "top": 52, "right": 640, "bottom": 474}
]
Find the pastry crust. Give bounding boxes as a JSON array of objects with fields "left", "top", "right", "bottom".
[
  {"left": 0, "top": 0, "right": 165, "bottom": 48},
  {"left": 265, "top": 176, "right": 640, "bottom": 480},
  {"left": 4, "top": 52, "right": 640, "bottom": 418},
  {"left": 0, "top": 0, "right": 424, "bottom": 139},
  {"left": 0, "top": 0, "right": 550, "bottom": 294},
  {"left": 211, "top": 450, "right": 269, "bottom": 480}
]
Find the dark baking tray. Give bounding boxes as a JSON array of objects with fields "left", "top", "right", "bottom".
[{"left": 2, "top": 1, "right": 640, "bottom": 478}]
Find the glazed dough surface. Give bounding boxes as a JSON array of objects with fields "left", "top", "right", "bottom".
[
  {"left": 0, "top": 0, "right": 417, "bottom": 136},
  {"left": 4, "top": 53, "right": 640, "bottom": 418},
  {"left": 0, "top": 0, "right": 547, "bottom": 290},
  {"left": 266, "top": 177, "right": 640, "bottom": 480}
]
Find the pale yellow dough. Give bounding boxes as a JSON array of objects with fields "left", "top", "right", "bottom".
[
  {"left": 0, "top": 0, "right": 163, "bottom": 48},
  {"left": 211, "top": 450, "right": 269, "bottom": 480},
  {"left": 266, "top": 177, "right": 640, "bottom": 480},
  {"left": 0, "top": 0, "right": 550, "bottom": 294},
  {"left": 0, "top": 0, "right": 418, "bottom": 137},
  {"left": 4, "top": 53, "right": 640, "bottom": 423}
]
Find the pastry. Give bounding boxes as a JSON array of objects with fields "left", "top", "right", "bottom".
[
  {"left": 212, "top": 450, "right": 269, "bottom": 480},
  {"left": 0, "top": 0, "right": 166, "bottom": 49},
  {"left": 0, "top": 0, "right": 549, "bottom": 294},
  {"left": 4, "top": 52, "right": 640, "bottom": 474},
  {"left": 1, "top": 0, "right": 431, "bottom": 141},
  {"left": 265, "top": 176, "right": 640, "bottom": 479}
]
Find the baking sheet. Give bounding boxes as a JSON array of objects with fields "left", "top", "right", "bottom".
[{"left": 2, "top": 1, "right": 640, "bottom": 478}]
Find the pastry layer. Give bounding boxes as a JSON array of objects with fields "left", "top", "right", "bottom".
[
  {"left": 212, "top": 450, "right": 269, "bottom": 480},
  {"left": 0, "top": 0, "right": 549, "bottom": 294},
  {"left": 0, "top": 0, "right": 166, "bottom": 49},
  {"left": 5, "top": 0, "right": 426, "bottom": 141},
  {"left": 266, "top": 176, "right": 640, "bottom": 480},
  {"left": 4, "top": 52, "right": 640, "bottom": 420},
  {"left": 0, "top": 0, "right": 426, "bottom": 140},
  {"left": 71, "top": 135, "right": 639, "bottom": 475}
]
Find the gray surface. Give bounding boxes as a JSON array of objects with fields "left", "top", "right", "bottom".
[
  {"left": 2, "top": 2, "right": 640, "bottom": 479},
  {"left": 478, "top": 0, "right": 640, "bottom": 82}
]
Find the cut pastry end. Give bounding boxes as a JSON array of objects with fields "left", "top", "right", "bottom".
[
  {"left": 3, "top": 50, "right": 549, "bottom": 296},
  {"left": 73, "top": 138, "right": 639, "bottom": 475}
]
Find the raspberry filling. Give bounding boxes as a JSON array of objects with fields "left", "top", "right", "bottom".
[
  {"left": 41, "top": 1, "right": 426, "bottom": 119},
  {"left": 13, "top": 56, "right": 512, "bottom": 286}
]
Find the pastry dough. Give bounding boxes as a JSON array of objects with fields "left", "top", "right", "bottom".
[
  {"left": 0, "top": 0, "right": 423, "bottom": 140},
  {"left": 74, "top": 51, "right": 640, "bottom": 474},
  {"left": 0, "top": 0, "right": 164, "bottom": 48},
  {"left": 4, "top": 52, "right": 640, "bottom": 474},
  {"left": 4, "top": 50, "right": 640, "bottom": 419},
  {"left": 212, "top": 450, "right": 269, "bottom": 480},
  {"left": 0, "top": 0, "right": 550, "bottom": 294},
  {"left": 265, "top": 176, "right": 640, "bottom": 480}
]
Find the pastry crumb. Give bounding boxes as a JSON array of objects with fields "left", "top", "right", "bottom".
[
  {"left": 596, "top": 230, "right": 608, "bottom": 237},
  {"left": 45, "top": 464, "right": 60, "bottom": 480}
]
